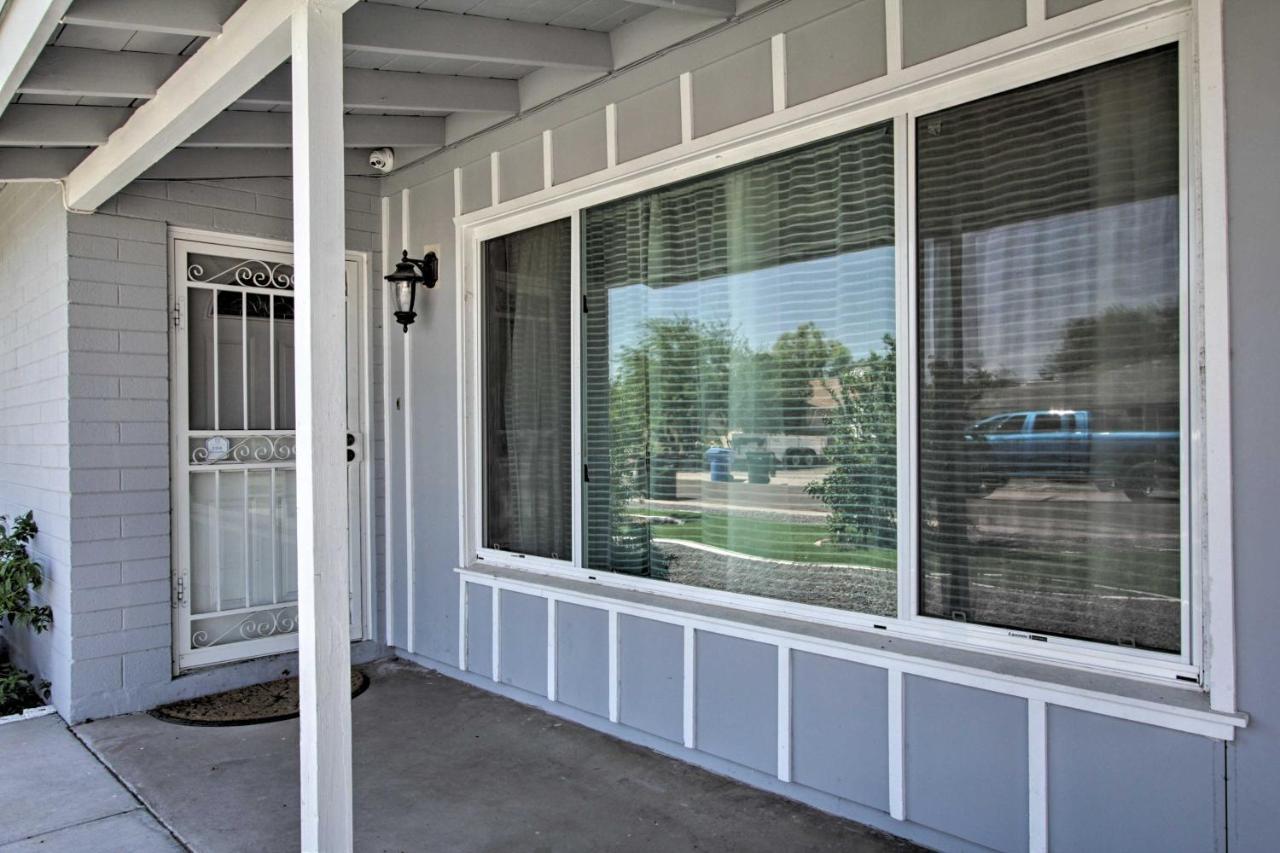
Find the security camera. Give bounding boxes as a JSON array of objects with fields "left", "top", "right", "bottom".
[{"left": 369, "top": 148, "right": 395, "bottom": 173}]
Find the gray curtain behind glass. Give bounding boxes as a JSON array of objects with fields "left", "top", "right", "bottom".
[{"left": 483, "top": 219, "right": 572, "bottom": 559}]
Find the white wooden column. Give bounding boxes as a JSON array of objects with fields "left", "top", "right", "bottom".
[{"left": 292, "top": 2, "right": 353, "bottom": 851}]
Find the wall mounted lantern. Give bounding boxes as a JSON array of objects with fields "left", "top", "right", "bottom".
[{"left": 384, "top": 250, "right": 439, "bottom": 332}]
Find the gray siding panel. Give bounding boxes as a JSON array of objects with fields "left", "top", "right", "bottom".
[
  {"left": 1047, "top": 0, "right": 1103, "bottom": 15},
  {"left": 790, "top": 652, "right": 888, "bottom": 811},
  {"left": 552, "top": 111, "right": 607, "bottom": 185},
  {"left": 499, "top": 137, "right": 544, "bottom": 203},
  {"left": 555, "top": 602, "right": 609, "bottom": 718},
  {"left": 498, "top": 590, "right": 547, "bottom": 695},
  {"left": 695, "top": 632, "right": 777, "bottom": 775},
  {"left": 692, "top": 42, "right": 774, "bottom": 138},
  {"left": 458, "top": 158, "right": 492, "bottom": 214},
  {"left": 1047, "top": 707, "right": 1221, "bottom": 853},
  {"left": 901, "top": 0, "right": 1026, "bottom": 67},
  {"left": 1226, "top": 2, "right": 1280, "bottom": 849},
  {"left": 786, "top": 1, "right": 887, "bottom": 107},
  {"left": 905, "top": 677, "right": 1028, "bottom": 853},
  {"left": 618, "top": 615, "right": 683, "bottom": 743},
  {"left": 465, "top": 583, "right": 493, "bottom": 679},
  {"left": 616, "top": 80, "right": 682, "bottom": 164}
]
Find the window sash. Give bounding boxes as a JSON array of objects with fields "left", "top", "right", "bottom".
[{"left": 461, "top": 26, "right": 1199, "bottom": 684}]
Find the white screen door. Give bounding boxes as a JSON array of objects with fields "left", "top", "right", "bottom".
[{"left": 170, "top": 234, "right": 367, "bottom": 670}]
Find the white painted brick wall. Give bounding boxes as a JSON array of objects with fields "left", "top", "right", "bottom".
[
  {"left": 60, "top": 177, "right": 385, "bottom": 721},
  {"left": 0, "top": 183, "right": 73, "bottom": 714}
]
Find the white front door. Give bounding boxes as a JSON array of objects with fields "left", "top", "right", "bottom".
[{"left": 170, "top": 232, "right": 367, "bottom": 671}]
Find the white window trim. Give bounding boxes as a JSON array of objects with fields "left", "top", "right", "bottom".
[{"left": 454, "top": 2, "right": 1236, "bottom": 703}]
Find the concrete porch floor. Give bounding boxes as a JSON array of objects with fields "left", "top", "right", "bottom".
[{"left": 72, "top": 659, "right": 920, "bottom": 853}]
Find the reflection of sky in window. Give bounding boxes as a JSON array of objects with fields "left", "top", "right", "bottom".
[
  {"left": 606, "top": 246, "right": 895, "bottom": 367},
  {"left": 922, "top": 196, "right": 1179, "bottom": 382}
]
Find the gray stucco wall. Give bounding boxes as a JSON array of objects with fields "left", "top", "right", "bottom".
[
  {"left": 0, "top": 183, "right": 70, "bottom": 711},
  {"left": 1223, "top": 0, "right": 1280, "bottom": 848},
  {"left": 3, "top": 176, "right": 389, "bottom": 722}
]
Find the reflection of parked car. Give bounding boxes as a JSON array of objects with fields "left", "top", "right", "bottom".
[
  {"left": 965, "top": 410, "right": 1178, "bottom": 501},
  {"left": 783, "top": 447, "right": 820, "bottom": 467}
]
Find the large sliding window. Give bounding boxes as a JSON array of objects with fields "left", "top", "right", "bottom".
[
  {"left": 583, "top": 126, "right": 897, "bottom": 615},
  {"left": 916, "top": 46, "right": 1182, "bottom": 653},
  {"left": 472, "top": 42, "right": 1191, "bottom": 671}
]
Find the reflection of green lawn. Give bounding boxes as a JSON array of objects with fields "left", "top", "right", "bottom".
[{"left": 629, "top": 509, "right": 896, "bottom": 569}]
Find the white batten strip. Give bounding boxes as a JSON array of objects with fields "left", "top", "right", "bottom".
[
  {"left": 683, "top": 625, "right": 696, "bottom": 748},
  {"left": 605, "top": 102, "right": 618, "bottom": 168},
  {"left": 777, "top": 644, "right": 792, "bottom": 782},
  {"left": 1027, "top": 0, "right": 1048, "bottom": 27},
  {"left": 489, "top": 150, "right": 500, "bottom": 207},
  {"left": 458, "top": 580, "right": 468, "bottom": 671},
  {"left": 887, "top": 668, "right": 905, "bottom": 820},
  {"left": 770, "top": 33, "right": 787, "bottom": 113},
  {"left": 1028, "top": 699, "right": 1049, "bottom": 853},
  {"left": 401, "top": 188, "right": 416, "bottom": 655},
  {"left": 491, "top": 585, "right": 502, "bottom": 682},
  {"left": 452, "top": 167, "right": 462, "bottom": 217},
  {"left": 679, "top": 72, "right": 693, "bottom": 143},
  {"left": 380, "top": 195, "right": 394, "bottom": 648},
  {"left": 542, "top": 129, "right": 554, "bottom": 189},
  {"left": 546, "top": 597, "right": 558, "bottom": 701},
  {"left": 608, "top": 610, "right": 620, "bottom": 723},
  {"left": 885, "top": 0, "right": 903, "bottom": 74}
]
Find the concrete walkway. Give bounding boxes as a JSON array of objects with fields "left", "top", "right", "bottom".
[
  {"left": 74, "top": 659, "right": 918, "bottom": 853},
  {"left": 0, "top": 714, "right": 183, "bottom": 852}
]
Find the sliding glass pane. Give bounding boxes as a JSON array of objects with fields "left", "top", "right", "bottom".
[
  {"left": 583, "top": 124, "right": 897, "bottom": 615},
  {"left": 916, "top": 46, "right": 1182, "bottom": 652},
  {"left": 482, "top": 219, "right": 573, "bottom": 559}
]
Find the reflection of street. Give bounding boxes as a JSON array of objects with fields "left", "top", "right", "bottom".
[
  {"left": 960, "top": 479, "right": 1180, "bottom": 546},
  {"left": 641, "top": 468, "right": 831, "bottom": 522}
]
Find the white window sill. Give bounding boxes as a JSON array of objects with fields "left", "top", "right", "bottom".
[{"left": 457, "top": 562, "right": 1247, "bottom": 741}]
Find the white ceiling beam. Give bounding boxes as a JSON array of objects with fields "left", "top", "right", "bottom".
[
  {"left": 239, "top": 64, "right": 520, "bottom": 114},
  {"left": 186, "top": 111, "right": 444, "bottom": 147},
  {"left": 63, "top": 0, "right": 361, "bottom": 211},
  {"left": 342, "top": 3, "right": 613, "bottom": 70},
  {"left": 0, "top": 0, "right": 76, "bottom": 118},
  {"left": 61, "top": 0, "right": 242, "bottom": 37},
  {"left": 140, "top": 147, "right": 382, "bottom": 179},
  {"left": 626, "top": 0, "right": 736, "bottom": 16},
  {"left": 18, "top": 45, "right": 183, "bottom": 98},
  {"left": 0, "top": 147, "right": 88, "bottom": 180},
  {"left": 0, "top": 104, "right": 130, "bottom": 145}
]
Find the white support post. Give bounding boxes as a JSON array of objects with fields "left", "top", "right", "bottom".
[{"left": 292, "top": 3, "right": 353, "bottom": 852}]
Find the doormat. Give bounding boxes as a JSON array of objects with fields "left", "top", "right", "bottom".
[{"left": 150, "top": 669, "right": 369, "bottom": 727}]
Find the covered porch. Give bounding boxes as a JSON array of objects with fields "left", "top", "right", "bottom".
[{"left": 44, "top": 659, "right": 912, "bottom": 852}]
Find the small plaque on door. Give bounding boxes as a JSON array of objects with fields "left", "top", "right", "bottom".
[{"left": 204, "top": 435, "right": 231, "bottom": 461}]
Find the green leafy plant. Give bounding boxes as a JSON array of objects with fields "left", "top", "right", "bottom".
[
  {"left": 0, "top": 665, "right": 48, "bottom": 717},
  {"left": 1, "top": 511, "right": 52, "bottom": 715}
]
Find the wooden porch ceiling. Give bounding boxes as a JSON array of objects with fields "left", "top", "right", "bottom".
[{"left": 0, "top": 0, "right": 740, "bottom": 192}]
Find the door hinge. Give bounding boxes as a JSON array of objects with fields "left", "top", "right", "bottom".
[
  {"left": 171, "top": 302, "right": 184, "bottom": 330},
  {"left": 173, "top": 575, "right": 185, "bottom": 606},
  {"left": 583, "top": 464, "right": 590, "bottom": 483},
  {"left": 581, "top": 294, "right": 589, "bottom": 314}
]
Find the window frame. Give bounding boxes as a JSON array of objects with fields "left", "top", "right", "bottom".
[{"left": 456, "top": 10, "right": 1214, "bottom": 689}]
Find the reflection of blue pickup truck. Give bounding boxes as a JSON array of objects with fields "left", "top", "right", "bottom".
[{"left": 965, "top": 410, "right": 1178, "bottom": 500}]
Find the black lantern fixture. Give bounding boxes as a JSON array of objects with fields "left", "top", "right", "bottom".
[{"left": 384, "top": 250, "right": 439, "bottom": 332}]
